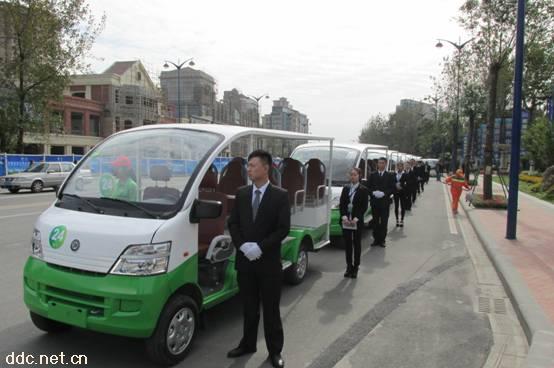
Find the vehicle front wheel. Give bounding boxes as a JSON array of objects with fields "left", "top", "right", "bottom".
[
  {"left": 30, "top": 312, "right": 72, "bottom": 333},
  {"left": 8, "top": 188, "right": 19, "bottom": 194},
  {"left": 31, "top": 180, "right": 43, "bottom": 193},
  {"left": 285, "top": 241, "right": 309, "bottom": 285},
  {"left": 145, "top": 294, "right": 199, "bottom": 366}
]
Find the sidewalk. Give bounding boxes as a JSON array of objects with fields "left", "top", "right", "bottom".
[{"left": 461, "top": 180, "right": 554, "bottom": 368}]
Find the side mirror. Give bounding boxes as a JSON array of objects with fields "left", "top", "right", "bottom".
[{"left": 190, "top": 199, "right": 222, "bottom": 224}]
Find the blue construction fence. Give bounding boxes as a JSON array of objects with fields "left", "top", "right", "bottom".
[
  {"left": 0, "top": 154, "right": 285, "bottom": 178},
  {"left": 0, "top": 153, "right": 234, "bottom": 177},
  {"left": 0, "top": 154, "right": 84, "bottom": 177}
]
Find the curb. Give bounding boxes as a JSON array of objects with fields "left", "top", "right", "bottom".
[{"left": 460, "top": 200, "right": 554, "bottom": 368}]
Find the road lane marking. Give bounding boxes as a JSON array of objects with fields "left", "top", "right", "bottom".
[
  {"left": 0, "top": 201, "right": 53, "bottom": 211},
  {"left": 0, "top": 192, "right": 55, "bottom": 200},
  {"left": 441, "top": 183, "right": 458, "bottom": 235},
  {"left": 0, "top": 211, "right": 42, "bottom": 220},
  {"left": 2, "top": 242, "right": 26, "bottom": 248}
]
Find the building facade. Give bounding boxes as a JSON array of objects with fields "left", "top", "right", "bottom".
[
  {"left": 160, "top": 67, "right": 216, "bottom": 123},
  {"left": 262, "top": 98, "right": 309, "bottom": 157},
  {"left": 22, "top": 60, "right": 173, "bottom": 154}
]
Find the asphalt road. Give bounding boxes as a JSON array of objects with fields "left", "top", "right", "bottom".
[{"left": 0, "top": 182, "right": 494, "bottom": 368}]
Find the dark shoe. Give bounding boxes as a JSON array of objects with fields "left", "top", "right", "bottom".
[
  {"left": 351, "top": 267, "right": 358, "bottom": 279},
  {"left": 371, "top": 241, "right": 378, "bottom": 247},
  {"left": 379, "top": 242, "right": 387, "bottom": 248},
  {"left": 344, "top": 266, "right": 353, "bottom": 278},
  {"left": 227, "top": 346, "right": 256, "bottom": 358},
  {"left": 396, "top": 221, "right": 400, "bottom": 227},
  {"left": 399, "top": 220, "right": 404, "bottom": 227},
  {"left": 269, "top": 353, "right": 285, "bottom": 368}
]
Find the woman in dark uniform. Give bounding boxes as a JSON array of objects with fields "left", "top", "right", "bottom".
[
  {"left": 393, "top": 162, "right": 409, "bottom": 227},
  {"left": 339, "top": 167, "right": 369, "bottom": 279}
]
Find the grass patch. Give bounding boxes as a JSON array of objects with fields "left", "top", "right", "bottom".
[{"left": 491, "top": 175, "right": 554, "bottom": 204}]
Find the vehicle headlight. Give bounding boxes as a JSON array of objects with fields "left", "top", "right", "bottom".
[
  {"left": 110, "top": 241, "right": 171, "bottom": 276},
  {"left": 31, "top": 229, "right": 43, "bottom": 259}
]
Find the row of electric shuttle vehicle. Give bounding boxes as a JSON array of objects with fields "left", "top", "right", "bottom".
[{"left": 23, "top": 124, "right": 423, "bottom": 365}]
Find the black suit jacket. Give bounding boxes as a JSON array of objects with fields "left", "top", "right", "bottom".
[
  {"left": 414, "top": 166, "right": 425, "bottom": 181},
  {"left": 406, "top": 169, "right": 418, "bottom": 190},
  {"left": 393, "top": 171, "right": 409, "bottom": 194},
  {"left": 367, "top": 171, "right": 395, "bottom": 208},
  {"left": 339, "top": 184, "right": 369, "bottom": 230},
  {"left": 228, "top": 183, "right": 291, "bottom": 274}
]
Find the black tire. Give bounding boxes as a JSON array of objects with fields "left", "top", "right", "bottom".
[
  {"left": 31, "top": 180, "right": 43, "bottom": 193},
  {"left": 145, "top": 294, "right": 199, "bottom": 366},
  {"left": 30, "top": 311, "right": 72, "bottom": 333},
  {"left": 285, "top": 241, "right": 309, "bottom": 285},
  {"left": 8, "top": 188, "right": 19, "bottom": 194}
]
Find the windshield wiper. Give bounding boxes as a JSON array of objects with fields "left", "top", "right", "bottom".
[
  {"left": 99, "top": 197, "right": 158, "bottom": 219},
  {"left": 61, "top": 193, "right": 104, "bottom": 214}
]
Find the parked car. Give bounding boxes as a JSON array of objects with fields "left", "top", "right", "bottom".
[{"left": 0, "top": 162, "right": 75, "bottom": 193}]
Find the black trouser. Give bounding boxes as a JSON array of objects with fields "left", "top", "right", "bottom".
[
  {"left": 394, "top": 193, "right": 408, "bottom": 221},
  {"left": 237, "top": 270, "right": 284, "bottom": 354},
  {"left": 411, "top": 187, "right": 417, "bottom": 204},
  {"left": 343, "top": 228, "right": 362, "bottom": 268},
  {"left": 419, "top": 180, "right": 424, "bottom": 192},
  {"left": 371, "top": 202, "right": 390, "bottom": 244}
]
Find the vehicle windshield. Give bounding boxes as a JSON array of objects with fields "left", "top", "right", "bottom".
[
  {"left": 291, "top": 146, "right": 360, "bottom": 186},
  {"left": 58, "top": 128, "right": 222, "bottom": 218},
  {"left": 26, "top": 163, "right": 47, "bottom": 173}
]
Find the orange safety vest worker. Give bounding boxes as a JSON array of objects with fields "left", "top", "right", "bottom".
[{"left": 445, "top": 169, "right": 470, "bottom": 214}]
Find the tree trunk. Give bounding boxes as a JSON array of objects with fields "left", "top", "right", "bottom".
[
  {"left": 16, "top": 94, "right": 25, "bottom": 154},
  {"left": 483, "top": 62, "right": 501, "bottom": 200},
  {"left": 465, "top": 111, "right": 476, "bottom": 182}
]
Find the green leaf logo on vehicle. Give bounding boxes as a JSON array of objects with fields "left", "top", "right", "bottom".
[{"left": 49, "top": 225, "right": 67, "bottom": 249}]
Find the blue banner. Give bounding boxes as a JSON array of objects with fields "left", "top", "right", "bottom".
[{"left": 1, "top": 154, "right": 83, "bottom": 176}]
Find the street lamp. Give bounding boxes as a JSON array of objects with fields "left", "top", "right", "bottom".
[
  {"left": 248, "top": 94, "right": 270, "bottom": 128},
  {"left": 436, "top": 37, "right": 474, "bottom": 173},
  {"left": 163, "top": 58, "right": 195, "bottom": 123}
]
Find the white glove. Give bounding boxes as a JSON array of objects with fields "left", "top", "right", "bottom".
[
  {"left": 373, "top": 191, "right": 385, "bottom": 198},
  {"left": 342, "top": 215, "right": 348, "bottom": 221},
  {"left": 241, "top": 242, "right": 262, "bottom": 261}
]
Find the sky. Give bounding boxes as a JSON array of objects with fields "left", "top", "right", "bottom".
[{"left": 86, "top": 0, "right": 468, "bottom": 143}]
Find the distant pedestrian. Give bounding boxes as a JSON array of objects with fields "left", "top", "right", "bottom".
[
  {"left": 27, "top": 160, "right": 35, "bottom": 170},
  {"left": 339, "top": 167, "right": 369, "bottom": 278},
  {"left": 424, "top": 162, "right": 431, "bottom": 184},
  {"left": 405, "top": 161, "right": 418, "bottom": 209},
  {"left": 436, "top": 161, "right": 443, "bottom": 181},
  {"left": 393, "top": 162, "right": 409, "bottom": 227},
  {"left": 444, "top": 169, "right": 470, "bottom": 215}
]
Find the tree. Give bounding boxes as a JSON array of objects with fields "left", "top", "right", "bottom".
[
  {"left": 459, "top": 0, "right": 517, "bottom": 199},
  {"left": 522, "top": 41, "right": 554, "bottom": 124},
  {"left": 458, "top": 0, "right": 554, "bottom": 199},
  {"left": 0, "top": 0, "right": 104, "bottom": 153},
  {"left": 358, "top": 114, "right": 390, "bottom": 146},
  {"left": 461, "top": 79, "right": 487, "bottom": 180},
  {"left": 522, "top": 117, "right": 554, "bottom": 171}
]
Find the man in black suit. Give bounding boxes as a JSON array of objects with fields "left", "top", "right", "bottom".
[
  {"left": 404, "top": 161, "right": 418, "bottom": 210},
  {"left": 227, "top": 150, "right": 290, "bottom": 368},
  {"left": 408, "top": 159, "right": 419, "bottom": 205},
  {"left": 367, "top": 157, "right": 395, "bottom": 247}
]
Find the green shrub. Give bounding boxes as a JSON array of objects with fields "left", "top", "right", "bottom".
[{"left": 471, "top": 194, "right": 508, "bottom": 209}]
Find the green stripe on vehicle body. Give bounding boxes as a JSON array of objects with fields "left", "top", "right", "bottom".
[{"left": 24, "top": 255, "right": 198, "bottom": 338}]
